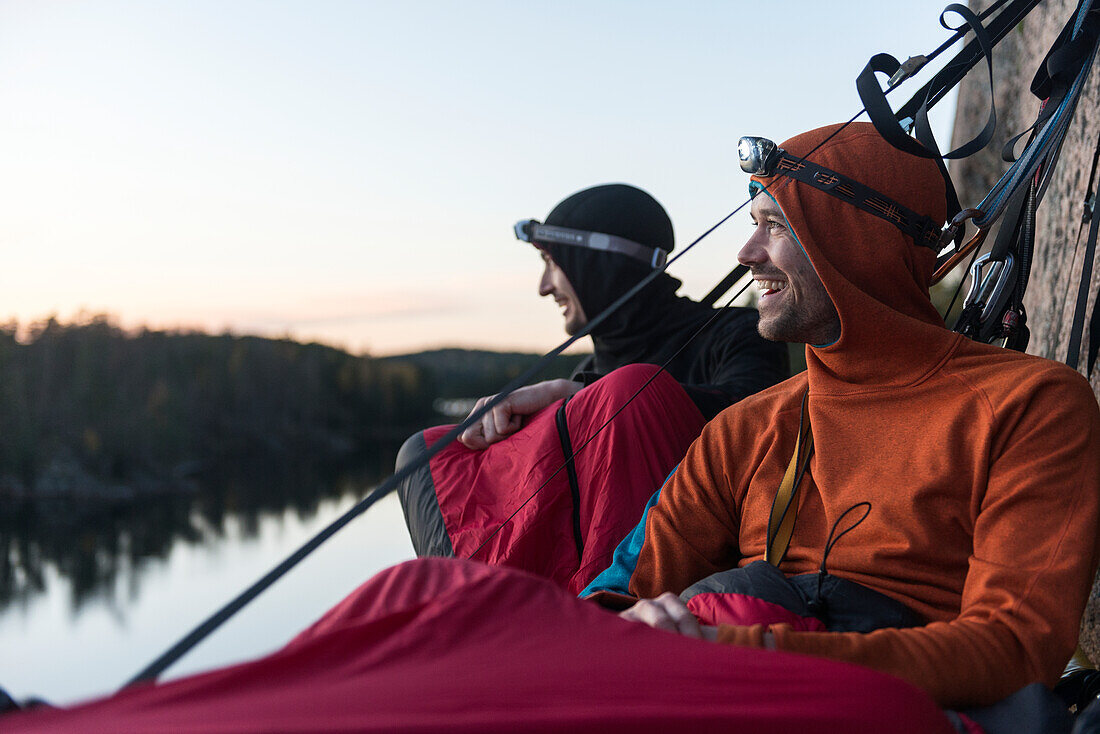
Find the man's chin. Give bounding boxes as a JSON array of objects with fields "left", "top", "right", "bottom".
[
  {"left": 756, "top": 317, "right": 797, "bottom": 344},
  {"left": 564, "top": 319, "right": 588, "bottom": 336},
  {"left": 755, "top": 317, "right": 783, "bottom": 342}
]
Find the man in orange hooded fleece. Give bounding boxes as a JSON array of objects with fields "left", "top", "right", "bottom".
[{"left": 586, "top": 121, "right": 1100, "bottom": 726}]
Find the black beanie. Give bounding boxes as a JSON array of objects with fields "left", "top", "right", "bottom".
[
  {"left": 535, "top": 184, "right": 680, "bottom": 341},
  {"left": 542, "top": 184, "right": 674, "bottom": 254}
]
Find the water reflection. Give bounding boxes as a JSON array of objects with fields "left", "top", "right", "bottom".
[
  {"left": 0, "top": 446, "right": 401, "bottom": 615},
  {"left": 0, "top": 446, "right": 415, "bottom": 705}
]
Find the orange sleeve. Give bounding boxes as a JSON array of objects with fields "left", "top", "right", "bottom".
[
  {"left": 627, "top": 413, "right": 749, "bottom": 600},
  {"left": 738, "top": 374, "right": 1100, "bottom": 709}
]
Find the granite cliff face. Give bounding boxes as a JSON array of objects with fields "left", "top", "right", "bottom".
[{"left": 952, "top": 0, "right": 1100, "bottom": 661}]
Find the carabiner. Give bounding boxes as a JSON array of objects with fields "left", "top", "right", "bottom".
[
  {"left": 932, "top": 226, "right": 988, "bottom": 285},
  {"left": 962, "top": 252, "right": 1016, "bottom": 325}
]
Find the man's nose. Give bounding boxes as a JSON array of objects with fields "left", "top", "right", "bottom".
[
  {"left": 538, "top": 265, "right": 554, "bottom": 296},
  {"left": 737, "top": 227, "right": 768, "bottom": 267}
]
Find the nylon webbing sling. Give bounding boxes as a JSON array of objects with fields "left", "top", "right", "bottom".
[{"left": 765, "top": 390, "right": 814, "bottom": 566}]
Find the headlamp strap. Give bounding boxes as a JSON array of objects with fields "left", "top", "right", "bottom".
[
  {"left": 522, "top": 222, "right": 668, "bottom": 268},
  {"left": 773, "top": 153, "right": 943, "bottom": 251}
]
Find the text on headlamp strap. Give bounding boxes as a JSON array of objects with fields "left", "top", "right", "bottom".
[
  {"left": 770, "top": 153, "right": 943, "bottom": 251},
  {"left": 516, "top": 221, "right": 668, "bottom": 268}
]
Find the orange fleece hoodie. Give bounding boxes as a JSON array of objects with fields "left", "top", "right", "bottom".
[{"left": 629, "top": 122, "right": 1100, "bottom": 709}]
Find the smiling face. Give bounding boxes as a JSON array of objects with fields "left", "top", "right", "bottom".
[
  {"left": 738, "top": 192, "right": 840, "bottom": 345},
  {"left": 537, "top": 249, "right": 588, "bottom": 335}
]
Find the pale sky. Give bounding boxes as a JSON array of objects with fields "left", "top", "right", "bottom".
[{"left": 0, "top": 1, "right": 962, "bottom": 356}]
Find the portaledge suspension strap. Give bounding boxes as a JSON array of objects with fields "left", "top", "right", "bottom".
[{"left": 859, "top": 4, "right": 999, "bottom": 229}]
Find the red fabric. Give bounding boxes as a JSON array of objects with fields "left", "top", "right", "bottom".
[
  {"left": 4, "top": 558, "right": 956, "bottom": 734},
  {"left": 426, "top": 363, "right": 705, "bottom": 593},
  {"left": 686, "top": 591, "right": 827, "bottom": 631}
]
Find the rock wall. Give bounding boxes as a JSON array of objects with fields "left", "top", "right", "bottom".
[{"left": 952, "top": 0, "right": 1100, "bottom": 662}]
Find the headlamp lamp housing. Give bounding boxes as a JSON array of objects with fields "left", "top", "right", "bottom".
[{"left": 738, "top": 136, "right": 782, "bottom": 177}]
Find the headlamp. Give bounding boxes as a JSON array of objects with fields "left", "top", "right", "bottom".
[
  {"left": 513, "top": 219, "right": 667, "bottom": 269},
  {"left": 737, "top": 135, "right": 944, "bottom": 251},
  {"left": 738, "top": 136, "right": 782, "bottom": 177}
]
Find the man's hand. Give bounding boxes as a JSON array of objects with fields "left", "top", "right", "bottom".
[
  {"left": 618, "top": 592, "right": 718, "bottom": 640},
  {"left": 458, "top": 379, "right": 583, "bottom": 450}
]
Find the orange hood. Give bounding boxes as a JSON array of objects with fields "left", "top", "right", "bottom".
[{"left": 751, "top": 122, "right": 959, "bottom": 388}]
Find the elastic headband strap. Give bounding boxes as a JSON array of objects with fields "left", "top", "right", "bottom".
[
  {"left": 516, "top": 220, "right": 668, "bottom": 268},
  {"left": 769, "top": 153, "right": 944, "bottom": 251}
]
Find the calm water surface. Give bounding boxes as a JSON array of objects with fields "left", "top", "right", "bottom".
[{"left": 0, "top": 487, "right": 414, "bottom": 705}]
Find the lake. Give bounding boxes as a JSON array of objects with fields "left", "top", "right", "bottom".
[{"left": 0, "top": 481, "right": 414, "bottom": 706}]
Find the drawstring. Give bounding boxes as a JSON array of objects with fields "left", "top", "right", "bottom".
[{"left": 806, "top": 501, "right": 873, "bottom": 619}]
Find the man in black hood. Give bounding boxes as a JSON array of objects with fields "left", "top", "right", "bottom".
[
  {"left": 459, "top": 183, "right": 787, "bottom": 450},
  {"left": 398, "top": 183, "right": 787, "bottom": 592}
]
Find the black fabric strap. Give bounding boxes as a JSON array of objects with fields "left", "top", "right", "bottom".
[
  {"left": 774, "top": 154, "right": 943, "bottom": 250},
  {"left": 917, "top": 5, "right": 998, "bottom": 161},
  {"left": 1032, "top": 4, "right": 1100, "bottom": 100},
  {"left": 988, "top": 183, "right": 1032, "bottom": 261},
  {"left": 554, "top": 398, "right": 584, "bottom": 562},
  {"left": 895, "top": 0, "right": 1041, "bottom": 123},
  {"left": 702, "top": 264, "right": 750, "bottom": 307},
  {"left": 1078, "top": 131, "right": 1100, "bottom": 245},
  {"left": 1003, "top": 6, "right": 1099, "bottom": 161},
  {"left": 857, "top": 53, "right": 940, "bottom": 160},
  {"left": 1087, "top": 134, "right": 1100, "bottom": 376},
  {"left": 857, "top": 4, "right": 998, "bottom": 226}
]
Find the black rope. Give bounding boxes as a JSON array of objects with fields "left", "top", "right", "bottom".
[{"left": 702, "top": 264, "right": 751, "bottom": 307}]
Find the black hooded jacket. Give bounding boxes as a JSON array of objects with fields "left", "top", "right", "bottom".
[{"left": 544, "top": 241, "right": 788, "bottom": 419}]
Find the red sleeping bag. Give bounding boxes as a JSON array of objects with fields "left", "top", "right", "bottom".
[{"left": 3, "top": 557, "right": 956, "bottom": 734}]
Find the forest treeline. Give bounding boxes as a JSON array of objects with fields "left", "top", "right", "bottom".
[{"left": 0, "top": 316, "right": 581, "bottom": 499}]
